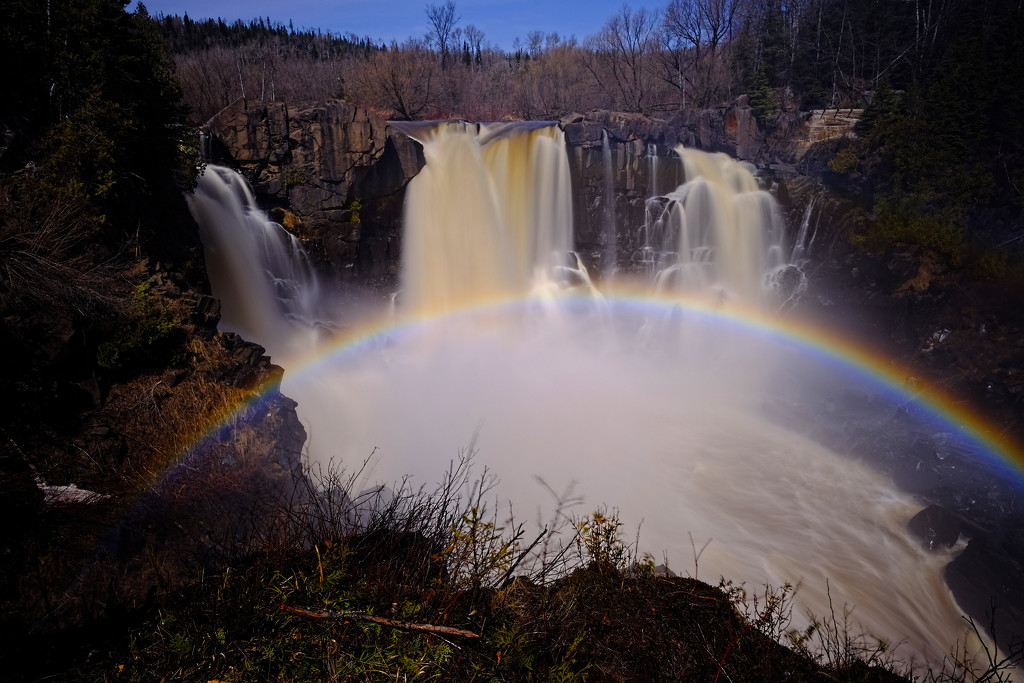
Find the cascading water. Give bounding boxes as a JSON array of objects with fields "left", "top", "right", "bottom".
[
  {"left": 191, "top": 124, "right": 994, "bottom": 672},
  {"left": 601, "top": 130, "right": 617, "bottom": 277},
  {"left": 392, "top": 121, "right": 579, "bottom": 315},
  {"left": 188, "top": 165, "right": 322, "bottom": 356},
  {"left": 648, "top": 142, "right": 659, "bottom": 197},
  {"left": 791, "top": 196, "right": 820, "bottom": 265},
  {"left": 643, "top": 148, "right": 790, "bottom": 305}
]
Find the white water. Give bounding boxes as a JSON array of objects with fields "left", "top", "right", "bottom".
[
  {"left": 188, "top": 165, "right": 321, "bottom": 355},
  {"left": 395, "top": 121, "right": 576, "bottom": 316},
  {"left": 646, "top": 149, "right": 790, "bottom": 305},
  {"left": 602, "top": 130, "right": 617, "bottom": 276},
  {"left": 191, "top": 127, "right": 981, "bottom": 672}
]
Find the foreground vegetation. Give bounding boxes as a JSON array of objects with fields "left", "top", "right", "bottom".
[{"left": 10, "top": 453, "right": 1013, "bottom": 682}]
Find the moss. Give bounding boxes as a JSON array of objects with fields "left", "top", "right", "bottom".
[
  {"left": 95, "top": 303, "right": 181, "bottom": 375},
  {"left": 828, "top": 145, "right": 859, "bottom": 175},
  {"left": 285, "top": 170, "right": 308, "bottom": 187},
  {"left": 133, "top": 281, "right": 153, "bottom": 300},
  {"left": 349, "top": 197, "right": 363, "bottom": 224}
]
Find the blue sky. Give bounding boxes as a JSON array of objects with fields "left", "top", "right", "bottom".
[{"left": 134, "top": 0, "right": 657, "bottom": 51}]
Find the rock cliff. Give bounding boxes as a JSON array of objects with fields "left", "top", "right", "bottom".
[
  {"left": 205, "top": 99, "right": 423, "bottom": 282},
  {"left": 205, "top": 97, "right": 854, "bottom": 279}
]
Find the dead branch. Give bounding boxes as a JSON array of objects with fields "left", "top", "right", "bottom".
[{"left": 279, "top": 604, "right": 480, "bottom": 638}]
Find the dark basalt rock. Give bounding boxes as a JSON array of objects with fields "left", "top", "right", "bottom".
[
  {"left": 205, "top": 98, "right": 424, "bottom": 282},
  {"left": 907, "top": 505, "right": 961, "bottom": 550},
  {"left": 946, "top": 527, "right": 1024, "bottom": 647},
  {"left": 213, "top": 332, "right": 284, "bottom": 390},
  {"left": 891, "top": 458, "right": 943, "bottom": 494}
]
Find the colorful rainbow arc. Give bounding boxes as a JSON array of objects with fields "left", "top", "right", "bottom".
[{"left": 177, "top": 287, "right": 1024, "bottom": 491}]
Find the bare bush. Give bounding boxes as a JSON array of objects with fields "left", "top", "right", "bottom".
[
  {"left": 0, "top": 179, "right": 124, "bottom": 316},
  {"left": 348, "top": 41, "right": 439, "bottom": 120},
  {"left": 512, "top": 36, "right": 593, "bottom": 118},
  {"left": 661, "top": 0, "right": 739, "bottom": 107},
  {"left": 584, "top": 6, "right": 665, "bottom": 112},
  {"left": 174, "top": 41, "right": 350, "bottom": 122}
]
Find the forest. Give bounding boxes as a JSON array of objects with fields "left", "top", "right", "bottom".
[{"left": 159, "top": 0, "right": 1017, "bottom": 122}]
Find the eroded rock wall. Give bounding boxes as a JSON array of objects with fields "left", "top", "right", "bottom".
[
  {"left": 204, "top": 98, "right": 855, "bottom": 281},
  {"left": 205, "top": 98, "right": 423, "bottom": 282}
]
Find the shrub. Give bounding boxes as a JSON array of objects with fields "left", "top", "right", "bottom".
[
  {"left": 865, "top": 193, "right": 964, "bottom": 261},
  {"left": 574, "top": 506, "right": 628, "bottom": 570},
  {"left": 828, "top": 146, "right": 859, "bottom": 175},
  {"left": 96, "top": 302, "right": 181, "bottom": 375},
  {"left": 284, "top": 170, "right": 308, "bottom": 187}
]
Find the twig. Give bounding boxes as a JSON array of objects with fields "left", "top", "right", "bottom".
[
  {"left": 689, "top": 532, "right": 712, "bottom": 581},
  {"left": 494, "top": 526, "right": 547, "bottom": 588},
  {"left": 279, "top": 604, "right": 480, "bottom": 638}
]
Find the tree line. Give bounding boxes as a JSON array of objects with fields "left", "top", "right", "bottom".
[
  {"left": 157, "top": 0, "right": 1023, "bottom": 265},
  {"left": 157, "top": 0, "right": 1001, "bottom": 123}
]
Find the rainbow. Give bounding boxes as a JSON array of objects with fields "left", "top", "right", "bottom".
[{"left": 176, "top": 286, "right": 1024, "bottom": 492}]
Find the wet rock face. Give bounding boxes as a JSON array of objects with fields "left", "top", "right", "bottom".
[
  {"left": 206, "top": 98, "right": 423, "bottom": 281},
  {"left": 946, "top": 526, "right": 1024, "bottom": 648},
  {"left": 907, "top": 505, "right": 961, "bottom": 549}
]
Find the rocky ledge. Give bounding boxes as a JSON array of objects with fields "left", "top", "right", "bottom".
[{"left": 0, "top": 251, "right": 307, "bottom": 635}]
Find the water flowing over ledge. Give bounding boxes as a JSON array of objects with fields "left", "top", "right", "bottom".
[{"left": 190, "top": 121, "right": 1013, "bottom": 671}]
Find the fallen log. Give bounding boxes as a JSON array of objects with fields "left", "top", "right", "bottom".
[{"left": 279, "top": 604, "right": 480, "bottom": 638}]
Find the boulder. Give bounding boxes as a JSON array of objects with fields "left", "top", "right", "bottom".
[
  {"left": 907, "top": 505, "right": 961, "bottom": 550},
  {"left": 946, "top": 528, "right": 1024, "bottom": 647}
]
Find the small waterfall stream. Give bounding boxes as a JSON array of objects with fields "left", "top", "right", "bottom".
[
  {"left": 601, "top": 130, "right": 617, "bottom": 276},
  {"left": 190, "top": 125, "right": 987, "bottom": 671},
  {"left": 188, "top": 165, "right": 322, "bottom": 356}
]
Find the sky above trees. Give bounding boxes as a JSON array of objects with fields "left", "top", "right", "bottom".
[{"left": 132, "top": 0, "right": 651, "bottom": 50}]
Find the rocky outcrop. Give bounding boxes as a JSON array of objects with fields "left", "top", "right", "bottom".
[
  {"left": 907, "top": 505, "right": 963, "bottom": 549},
  {"left": 206, "top": 98, "right": 424, "bottom": 281},
  {"left": 946, "top": 527, "right": 1024, "bottom": 648},
  {"left": 561, "top": 99, "right": 821, "bottom": 168},
  {"left": 0, "top": 229, "right": 311, "bottom": 635}
]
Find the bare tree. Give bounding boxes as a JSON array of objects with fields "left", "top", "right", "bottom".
[
  {"left": 511, "top": 34, "right": 591, "bottom": 118},
  {"left": 661, "top": 0, "right": 738, "bottom": 107},
  {"left": 584, "top": 5, "right": 662, "bottom": 112},
  {"left": 426, "top": 0, "right": 459, "bottom": 68},
  {"left": 463, "top": 23, "right": 484, "bottom": 66},
  {"left": 527, "top": 30, "right": 545, "bottom": 57},
  {"left": 349, "top": 40, "right": 438, "bottom": 119}
]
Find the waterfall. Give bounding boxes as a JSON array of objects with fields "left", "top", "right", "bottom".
[
  {"left": 601, "top": 130, "right": 617, "bottom": 277},
  {"left": 190, "top": 126, "right": 984, "bottom": 672},
  {"left": 188, "top": 165, "right": 322, "bottom": 356},
  {"left": 396, "top": 121, "right": 576, "bottom": 316},
  {"left": 644, "top": 148, "right": 793, "bottom": 306},
  {"left": 648, "top": 142, "right": 658, "bottom": 197},
  {"left": 791, "top": 197, "right": 819, "bottom": 265}
]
